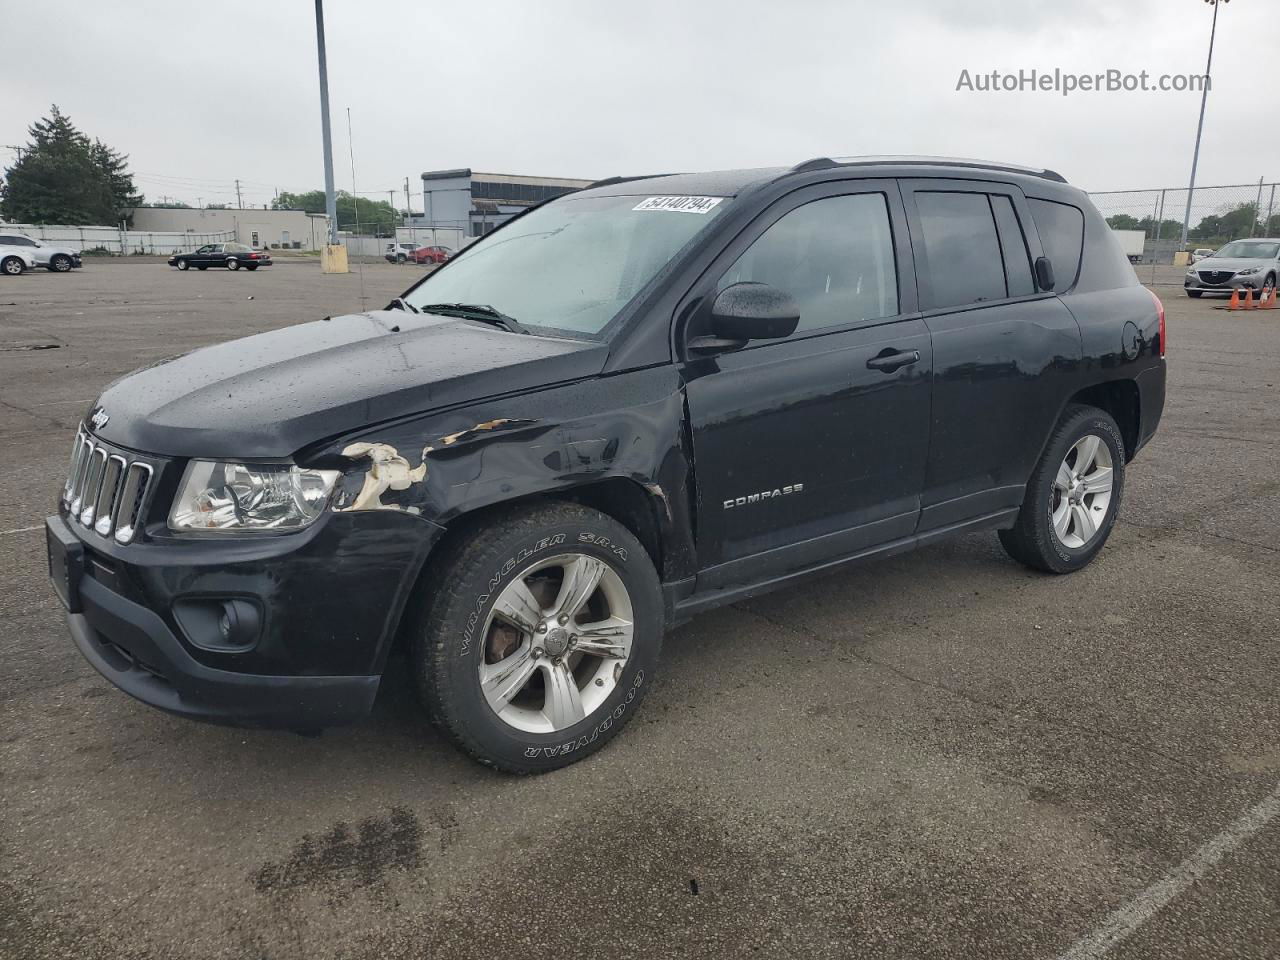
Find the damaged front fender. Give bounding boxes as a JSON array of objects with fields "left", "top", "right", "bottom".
[{"left": 316, "top": 367, "right": 696, "bottom": 583}]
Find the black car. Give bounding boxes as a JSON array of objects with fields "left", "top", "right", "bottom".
[
  {"left": 168, "top": 242, "right": 272, "bottom": 271},
  {"left": 48, "top": 157, "right": 1165, "bottom": 772}
]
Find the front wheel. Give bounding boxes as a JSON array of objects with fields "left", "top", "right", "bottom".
[
  {"left": 49, "top": 254, "right": 73, "bottom": 272},
  {"left": 226, "top": 258, "right": 239, "bottom": 271},
  {"left": 412, "top": 502, "right": 662, "bottom": 773},
  {"left": 1, "top": 256, "right": 24, "bottom": 276},
  {"left": 176, "top": 259, "right": 190, "bottom": 271},
  {"left": 1263, "top": 273, "right": 1276, "bottom": 300},
  {"left": 999, "top": 404, "right": 1125, "bottom": 574}
]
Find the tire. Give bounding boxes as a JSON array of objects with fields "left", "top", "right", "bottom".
[
  {"left": 197, "top": 265, "right": 207, "bottom": 270},
  {"left": 1186, "top": 290, "right": 1202, "bottom": 298},
  {"left": 412, "top": 502, "right": 662, "bottom": 773},
  {"left": 998, "top": 404, "right": 1125, "bottom": 574},
  {"left": 246, "top": 264, "right": 258, "bottom": 271},
  {"left": 1, "top": 256, "right": 24, "bottom": 276},
  {"left": 176, "top": 259, "right": 190, "bottom": 271},
  {"left": 226, "top": 258, "right": 240, "bottom": 271},
  {"left": 48, "top": 254, "right": 73, "bottom": 273}
]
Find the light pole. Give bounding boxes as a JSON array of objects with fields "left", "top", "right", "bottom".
[
  {"left": 313, "top": 0, "right": 338, "bottom": 245},
  {"left": 1179, "top": 0, "right": 1227, "bottom": 251}
]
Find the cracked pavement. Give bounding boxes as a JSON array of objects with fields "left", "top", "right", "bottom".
[{"left": 1, "top": 262, "right": 1277, "bottom": 959}]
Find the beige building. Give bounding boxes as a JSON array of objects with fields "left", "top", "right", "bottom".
[{"left": 126, "top": 207, "right": 331, "bottom": 251}]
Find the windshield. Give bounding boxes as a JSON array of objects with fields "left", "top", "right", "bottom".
[
  {"left": 1215, "top": 241, "right": 1279, "bottom": 259},
  {"left": 404, "top": 193, "right": 731, "bottom": 335}
]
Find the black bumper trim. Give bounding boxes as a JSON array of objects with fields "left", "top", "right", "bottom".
[{"left": 70, "top": 575, "right": 379, "bottom": 729}]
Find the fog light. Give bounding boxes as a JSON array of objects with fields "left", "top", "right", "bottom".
[{"left": 173, "top": 598, "right": 262, "bottom": 653}]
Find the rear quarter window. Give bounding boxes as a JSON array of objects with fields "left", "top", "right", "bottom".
[{"left": 1028, "top": 198, "right": 1084, "bottom": 291}]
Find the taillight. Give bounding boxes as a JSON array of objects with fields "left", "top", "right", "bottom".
[{"left": 1150, "top": 289, "right": 1166, "bottom": 357}]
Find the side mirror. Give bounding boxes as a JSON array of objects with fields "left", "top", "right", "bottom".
[
  {"left": 706, "top": 282, "right": 800, "bottom": 345},
  {"left": 1035, "top": 256, "right": 1056, "bottom": 292}
]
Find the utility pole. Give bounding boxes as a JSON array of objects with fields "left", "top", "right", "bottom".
[
  {"left": 1250, "top": 176, "right": 1263, "bottom": 237},
  {"left": 1180, "top": 0, "right": 1228, "bottom": 251},
  {"left": 314, "top": 0, "right": 339, "bottom": 245},
  {"left": 235, "top": 178, "right": 243, "bottom": 209},
  {"left": 404, "top": 177, "right": 412, "bottom": 220},
  {"left": 388, "top": 190, "right": 398, "bottom": 231}
]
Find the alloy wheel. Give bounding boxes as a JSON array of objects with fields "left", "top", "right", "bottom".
[
  {"left": 478, "top": 553, "right": 633, "bottom": 734},
  {"left": 1049, "top": 434, "right": 1113, "bottom": 549}
]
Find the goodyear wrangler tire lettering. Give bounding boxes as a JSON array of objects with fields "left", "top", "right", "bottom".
[{"left": 414, "top": 503, "right": 662, "bottom": 773}]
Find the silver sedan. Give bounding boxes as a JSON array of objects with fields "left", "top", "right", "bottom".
[{"left": 1184, "top": 238, "right": 1280, "bottom": 298}]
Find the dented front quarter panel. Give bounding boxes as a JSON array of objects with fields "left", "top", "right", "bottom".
[{"left": 310, "top": 366, "right": 697, "bottom": 583}]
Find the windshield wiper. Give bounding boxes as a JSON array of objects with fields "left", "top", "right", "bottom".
[
  {"left": 386, "top": 297, "right": 419, "bottom": 313},
  {"left": 417, "top": 302, "right": 529, "bottom": 334}
]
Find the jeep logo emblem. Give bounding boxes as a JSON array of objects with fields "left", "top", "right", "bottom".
[{"left": 89, "top": 407, "right": 110, "bottom": 430}]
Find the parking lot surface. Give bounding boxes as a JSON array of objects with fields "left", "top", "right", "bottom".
[{"left": 1, "top": 261, "right": 1277, "bottom": 959}]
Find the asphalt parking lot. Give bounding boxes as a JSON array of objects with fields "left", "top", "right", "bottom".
[{"left": 1, "top": 261, "right": 1277, "bottom": 960}]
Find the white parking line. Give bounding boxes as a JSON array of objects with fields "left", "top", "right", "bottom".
[
  {"left": 1058, "top": 781, "right": 1280, "bottom": 959},
  {"left": 2, "top": 525, "right": 43, "bottom": 536}
]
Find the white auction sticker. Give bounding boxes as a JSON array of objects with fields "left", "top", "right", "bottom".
[{"left": 633, "top": 196, "right": 724, "bottom": 214}]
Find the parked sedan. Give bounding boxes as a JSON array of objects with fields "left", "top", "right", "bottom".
[
  {"left": 0, "top": 245, "right": 37, "bottom": 276},
  {"left": 0, "top": 231, "right": 82, "bottom": 272},
  {"left": 169, "top": 242, "right": 272, "bottom": 271},
  {"left": 411, "top": 244, "right": 453, "bottom": 264},
  {"left": 1183, "top": 238, "right": 1280, "bottom": 298}
]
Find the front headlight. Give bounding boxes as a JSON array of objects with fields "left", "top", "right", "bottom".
[
  {"left": 169, "top": 461, "right": 340, "bottom": 533},
  {"left": 1237, "top": 267, "right": 1261, "bottom": 276}
]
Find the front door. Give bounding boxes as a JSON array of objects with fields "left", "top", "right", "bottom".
[{"left": 681, "top": 182, "right": 933, "bottom": 591}]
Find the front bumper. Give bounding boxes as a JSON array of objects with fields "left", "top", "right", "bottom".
[
  {"left": 47, "top": 507, "right": 442, "bottom": 729},
  {"left": 1184, "top": 272, "right": 1271, "bottom": 293}
]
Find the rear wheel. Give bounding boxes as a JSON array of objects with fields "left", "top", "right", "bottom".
[
  {"left": 48, "top": 254, "right": 73, "bottom": 272},
  {"left": 1, "top": 256, "right": 24, "bottom": 276},
  {"left": 412, "top": 502, "right": 662, "bottom": 773},
  {"left": 999, "top": 404, "right": 1125, "bottom": 574},
  {"left": 176, "top": 259, "right": 190, "bottom": 271},
  {"left": 226, "top": 258, "right": 240, "bottom": 271}
]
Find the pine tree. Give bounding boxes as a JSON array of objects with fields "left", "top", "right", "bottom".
[{"left": 0, "top": 105, "right": 144, "bottom": 224}]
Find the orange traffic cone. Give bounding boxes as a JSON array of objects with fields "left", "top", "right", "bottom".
[
  {"left": 1228, "top": 288, "right": 1241, "bottom": 310},
  {"left": 1264, "top": 288, "right": 1278, "bottom": 309},
  {"left": 1244, "top": 288, "right": 1256, "bottom": 310}
]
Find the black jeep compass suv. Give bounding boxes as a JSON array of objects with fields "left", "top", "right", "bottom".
[{"left": 48, "top": 157, "right": 1166, "bottom": 772}]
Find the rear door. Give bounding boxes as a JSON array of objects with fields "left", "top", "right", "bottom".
[
  {"left": 901, "top": 179, "right": 1082, "bottom": 531},
  {"left": 681, "top": 181, "right": 933, "bottom": 590}
]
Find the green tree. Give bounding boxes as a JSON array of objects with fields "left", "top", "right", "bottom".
[
  {"left": 1193, "top": 202, "right": 1260, "bottom": 243},
  {"left": 1105, "top": 214, "right": 1141, "bottom": 230},
  {"left": 0, "top": 105, "right": 143, "bottom": 224},
  {"left": 275, "top": 189, "right": 400, "bottom": 235}
]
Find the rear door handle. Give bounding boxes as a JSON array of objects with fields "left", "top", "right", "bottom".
[{"left": 866, "top": 349, "right": 921, "bottom": 372}]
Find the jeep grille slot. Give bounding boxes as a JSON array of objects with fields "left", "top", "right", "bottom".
[{"left": 61, "top": 431, "right": 156, "bottom": 545}]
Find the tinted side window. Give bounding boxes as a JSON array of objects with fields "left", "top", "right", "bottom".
[
  {"left": 717, "top": 193, "right": 898, "bottom": 333},
  {"left": 990, "top": 195, "right": 1035, "bottom": 297},
  {"left": 0, "top": 235, "right": 34, "bottom": 246},
  {"left": 915, "top": 192, "right": 1005, "bottom": 309},
  {"left": 1028, "top": 198, "right": 1084, "bottom": 290}
]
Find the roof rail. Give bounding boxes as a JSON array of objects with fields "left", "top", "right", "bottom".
[
  {"left": 584, "top": 173, "right": 677, "bottom": 190},
  {"left": 791, "top": 155, "right": 1068, "bottom": 183},
  {"left": 790, "top": 157, "right": 838, "bottom": 173}
]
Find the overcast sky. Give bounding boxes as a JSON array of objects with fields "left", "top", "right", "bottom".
[{"left": 3, "top": 0, "right": 1273, "bottom": 211}]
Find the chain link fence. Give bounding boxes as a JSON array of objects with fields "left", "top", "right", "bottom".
[
  {"left": 1087, "top": 180, "right": 1278, "bottom": 284},
  {"left": 0, "top": 222, "right": 236, "bottom": 256}
]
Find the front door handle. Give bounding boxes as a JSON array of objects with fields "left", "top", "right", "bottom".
[{"left": 866, "top": 349, "right": 921, "bottom": 373}]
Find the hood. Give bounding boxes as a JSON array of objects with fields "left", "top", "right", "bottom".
[
  {"left": 91, "top": 310, "right": 608, "bottom": 458},
  {"left": 1194, "top": 257, "right": 1274, "bottom": 273}
]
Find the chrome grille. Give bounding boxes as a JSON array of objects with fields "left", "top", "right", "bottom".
[{"left": 62, "top": 429, "right": 156, "bottom": 544}]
